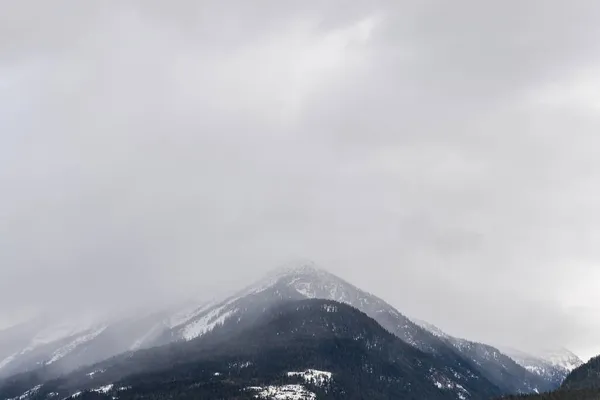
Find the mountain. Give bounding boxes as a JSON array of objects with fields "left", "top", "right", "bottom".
[
  {"left": 501, "top": 348, "right": 583, "bottom": 388},
  {"left": 160, "top": 263, "right": 457, "bottom": 350},
  {"left": 145, "top": 262, "right": 559, "bottom": 395},
  {"left": 1, "top": 263, "right": 467, "bottom": 379},
  {"left": 561, "top": 355, "right": 600, "bottom": 391},
  {"left": 0, "top": 299, "right": 503, "bottom": 400},
  {"left": 498, "top": 355, "right": 600, "bottom": 400},
  {"left": 0, "top": 309, "right": 177, "bottom": 379},
  {"left": 414, "top": 320, "right": 555, "bottom": 394},
  {"left": 0, "top": 262, "right": 578, "bottom": 399}
]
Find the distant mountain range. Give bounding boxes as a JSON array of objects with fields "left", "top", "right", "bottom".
[
  {"left": 500, "top": 347, "right": 583, "bottom": 388},
  {"left": 499, "top": 355, "right": 600, "bottom": 400},
  {"left": 412, "top": 320, "right": 583, "bottom": 390},
  {"left": 0, "top": 262, "right": 586, "bottom": 400}
]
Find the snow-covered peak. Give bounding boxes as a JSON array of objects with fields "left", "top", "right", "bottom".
[
  {"left": 501, "top": 346, "right": 583, "bottom": 387},
  {"left": 266, "top": 260, "right": 330, "bottom": 281},
  {"left": 505, "top": 347, "right": 583, "bottom": 372},
  {"left": 165, "top": 261, "right": 439, "bottom": 354},
  {"left": 534, "top": 348, "right": 583, "bottom": 372},
  {"left": 230, "top": 261, "right": 364, "bottom": 306}
]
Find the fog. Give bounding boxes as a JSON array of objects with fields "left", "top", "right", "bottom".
[{"left": 2, "top": 0, "right": 600, "bottom": 360}]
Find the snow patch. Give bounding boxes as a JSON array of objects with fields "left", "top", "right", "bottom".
[
  {"left": 540, "top": 349, "right": 583, "bottom": 371},
  {"left": 182, "top": 307, "right": 237, "bottom": 340},
  {"left": 287, "top": 369, "right": 332, "bottom": 387},
  {"left": 7, "top": 384, "right": 43, "bottom": 400},
  {"left": 321, "top": 304, "right": 337, "bottom": 313},
  {"left": 0, "top": 353, "right": 17, "bottom": 370},
  {"left": 247, "top": 384, "right": 316, "bottom": 400},
  {"left": 295, "top": 284, "right": 317, "bottom": 299},
  {"left": 92, "top": 384, "right": 114, "bottom": 394},
  {"left": 430, "top": 371, "right": 470, "bottom": 399},
  {"left": 168, "top": 300, "right": 216, "bottom": 329},
  {"left": 23, "top": 316, "right": 102, "bottom": 354},
  {"left": 86, "top": 369, "right": 105, "bottom": 378},
  {"left": 230, "top": 361, "right": 253, "bottom": 369},
  {"left": 46, "top": 326, "right": 107, "bottom": 365}
]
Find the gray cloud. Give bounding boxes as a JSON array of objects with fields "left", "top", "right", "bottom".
[{"left": 2, "top": 0, "right": 600, "bottom": 360}]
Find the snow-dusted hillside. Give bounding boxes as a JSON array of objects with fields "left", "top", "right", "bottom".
[
  {"left": 164, "top": 262, "right": 445, "bottom": 353},
  {"left": 0, "top": 310, "right": 174, "bottom": 378},
  {"left": 0, "top": 262, "right": 465, "bottom": 389},
  {"left": 414, "top": 320, "right": 557, "bottom": 393},
  {"left": 145, "top": 262, "right": 558, "bottom": 396},
  {"left": 0, "top": 261, "right": 582, "bottom": 399},
  {"left": 0, "top": 316, "right": 107, "bottom": 375},
  {"left": 502, "top": 347, "right": 583, "bottom": 387},
  {"left": 540, "top": 349, "right": 584, "bottom": 372}
]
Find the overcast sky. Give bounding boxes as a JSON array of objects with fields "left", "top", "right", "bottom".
[{"left": 2, "top": 0, "right": 600, "bottom": 360}]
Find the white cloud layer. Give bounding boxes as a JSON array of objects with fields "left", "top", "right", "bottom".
[{"left": 1, "top": 0, "right": 600, "bottom": 360}]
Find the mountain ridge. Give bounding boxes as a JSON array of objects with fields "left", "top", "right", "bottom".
[
  {"left": 0, "top": 299, "right": 502, "bottom": 400},
  {"left": 413, "top": 320, "right": 557, "bottom": 393},
  {"left": 0, "top": 262, "right": 581, "bottom": 398}
]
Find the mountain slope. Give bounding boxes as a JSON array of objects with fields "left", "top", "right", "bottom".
[
  {"left": 501, "top": 348, "right": 582, "bottom": 388},
  {"left": 414, "top": 321, "right": 555, "bottom": 394},
  {"left": 497, "top": 355, "right": 600, "bottom": 400},
  {"left": 0, "top": 310, "right": 178, "bottom": 379},
  {"left": 0, "top": 262, "right": 578, "bottom": 399},
  {"left": 149, "top": 262, "right": 553, "bottom": 396},
  {"left": 0, "top": 299, "right": 504, "bottom": 400},
  {"left": 162, "top": 263, "right": 447, "bottom": 350},
  {"left": 561, "top": 355, "right": 600, "bottom": 391}
]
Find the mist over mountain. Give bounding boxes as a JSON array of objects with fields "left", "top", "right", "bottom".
[
  {"left": 2, "top": 1, "right": 600, "bottom": 399},
  {"left": 3, "top": 0, "right": 600, "bottom": 362},
  {"left": 500, "top": 355, "right": 600, "bottom": 400},
  {"left": 0, "top": 263, "right": 589, "bottom": 400}
]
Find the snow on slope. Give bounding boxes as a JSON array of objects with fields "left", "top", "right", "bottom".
[
  {"left": 502, "top": 347, "right": 583, "bottom": 386},
  {"left": 0, "top": 317, "right": 110, "bottom": 374},
  {"left": 0, "top": 260, "right": 582, "bottom": 400},
  {"left": 156, "top": 262, "right": 518, "bottom": 400},
  {"left": 91, "top": 384, "right": 114, "bottom": 394},
  {"left": 415, "top": 316, "right": 581, "bottom": 390},
  {"left": 22, "top": 317, "right": 101, "bottom": 354},
  {"left": 168, "top": 262, "right": 439, "bottom": 354},
  {"left": 0, "top": 262, "right": 473, "bottom": 383},
  {"left": 46, "top": 325, "right": 108, "bottom": 365},
  {"left": 166, "top": 300, "right": 216, "bottom": 329},
  {"left": 430, "top": 369, "right": 471, "bottom": 400},
  {"left": 539, "top": 348, "right": 583, "bottom": 371},
  {"left": 287, "top": 369, "right": 332, "bottom": 387},
  {"left": 182, "top": 307, "right": 238, "bottom": 340},
  {"left": 5, "top": 384, "right": 43, "bottom": 400},
  {"left": 414, "top": 319, "right": 556, "bottom": 393},
  {"left": 0, "top": 353, "right": 18, "bottom": 370},
  {"left": 248, "top": 384, "right": 316, "bottom": 400},
  {"left": 0, "top": 310, "right": 180, "bottom": 377}
]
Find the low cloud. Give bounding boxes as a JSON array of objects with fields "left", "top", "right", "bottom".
[{"left": 1, "top": 0, "right": 600, "bottom": 360}]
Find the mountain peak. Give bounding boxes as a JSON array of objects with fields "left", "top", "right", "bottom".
[
  {"left": 269, "top": 259, "right": 328, "bottom": 278},
  {"left": 536, "top": 348, "right": 583, "bottom": 371},
  {"left": 505, "top": 347, "right": 584, "bottom": 371}
]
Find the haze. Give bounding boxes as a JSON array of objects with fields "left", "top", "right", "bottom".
[{"left": 1, "top": 1, "right": 600, "bottom": 360}]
